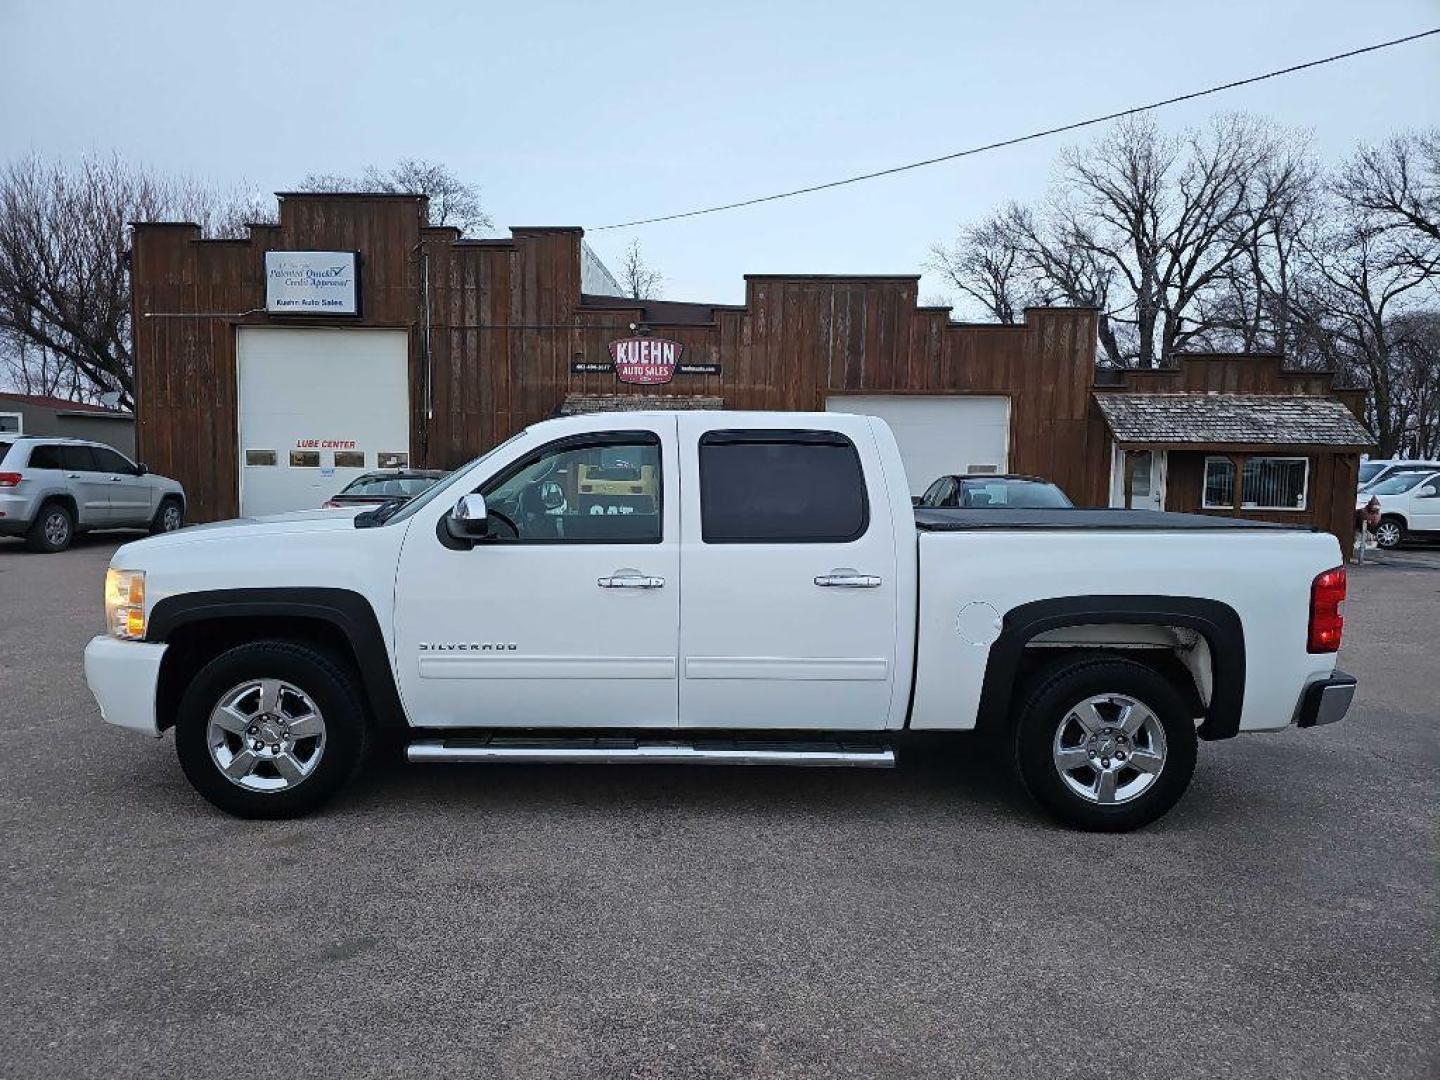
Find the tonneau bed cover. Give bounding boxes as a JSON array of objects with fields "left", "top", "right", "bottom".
[{"left": 914, "top": 508, "right": 1312, "bottom": 531}]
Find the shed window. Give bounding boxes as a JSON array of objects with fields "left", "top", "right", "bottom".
[
  {"left": 0, "top": 412, "right": 21, "bottom": 435},
  {"left": 1203, "top": 458, "right": 1235, "bottom": 508},
  {"left": 334, "top": 451, "right": 365, "bottom": 469},
  {"left": 245, "top": 449, "right": 277, "bottom": 466},
  {"left": 289, "top": 450, "right": 320, "bottom": 468},
  {"left": 1204, "top": 456, "right": 1309, "bottom": 511}
]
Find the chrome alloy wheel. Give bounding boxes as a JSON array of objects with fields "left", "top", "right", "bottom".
[
  {"left": 1052, "top": 693, "right": 1167, "bottom": 805},
  {"left": 43, "top": 509, "right": 70, "bottom": 547},
  {"left": 207, "top": 679, "right": 326, "bottom": 792},
  {"left": 1374, "top": 521, "right": 1402, "bottom": 549},
  {"left": 160, "top": 503, "right": 182, "bottom": 531}
]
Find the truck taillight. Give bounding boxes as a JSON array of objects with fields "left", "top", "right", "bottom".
[
  {"left": 0, "top": 472, "right": 21, "bottom": 487},
  {"left": 1307, "top": 567, "right": 1346, "bottom": 653}
]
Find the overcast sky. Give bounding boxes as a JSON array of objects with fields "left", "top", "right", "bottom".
[{"left": 2, "top": 1, "right": 1437, "bottom": 308}]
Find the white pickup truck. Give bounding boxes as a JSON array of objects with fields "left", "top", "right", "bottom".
[{"left": 84, "top": 411, "right": 1356, "bottom": 830}]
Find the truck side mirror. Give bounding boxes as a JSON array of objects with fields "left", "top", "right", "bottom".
[
  {"left": 445, "top": 493, "right": 490, "bottom": 540},
  {"left": 134, "top": 463, "right": 149, "bottom": 476}
]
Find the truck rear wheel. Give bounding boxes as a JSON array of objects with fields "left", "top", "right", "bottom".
[
  {"left": 1014, "top": 657, "right": 1197, "bottom": 832},
  {"left": 174, "top": 641, "right": 368, "bottom": 819}
]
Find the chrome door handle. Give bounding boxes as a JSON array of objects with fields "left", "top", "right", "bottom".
[
  {"left": 814, "top": 570, "right": 882, "bottom": 588},
  {"left": 598, "top": 573, "right": 665, "bottom": 589},
  {"left": 67, "top": 473, "right": 81, "bottom": 479},
  {"left": 109, "top": 476, "right": 123, "bottom": 482}
]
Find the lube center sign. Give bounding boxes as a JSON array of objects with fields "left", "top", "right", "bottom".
[{"left": 265, "top": 251, "right": 360, "bottom": 315}]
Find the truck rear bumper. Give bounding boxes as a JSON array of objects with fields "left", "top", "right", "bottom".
[
  {"left": 84, "top": 634, "right": 166, "bottom": 736},
  {"left": 1295, "top": 670, "right": 1357, "bottom": 729}
]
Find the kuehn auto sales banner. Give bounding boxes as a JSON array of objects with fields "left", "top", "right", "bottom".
[
  {"left": 265, "top": 251, "right": 360, "bottom": 315},
  {"left": 609, "top": 336, "right": 683, "bottom": 384}
]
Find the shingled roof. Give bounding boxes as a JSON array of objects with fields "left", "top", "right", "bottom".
[
  {"left": 559, "top": 394, "right": 724, "bottom": 416},
  {"left": 1093, "top": 392, "right": 1372, "bottom": 447}
]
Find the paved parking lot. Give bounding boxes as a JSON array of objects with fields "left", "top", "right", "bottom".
[{"left": 0, "top": 533, "right": 1435, "bottom": 1079}]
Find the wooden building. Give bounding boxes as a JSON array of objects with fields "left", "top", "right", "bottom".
[{"left": 129, "top": 192, "right": 1371, "bottom": 550}]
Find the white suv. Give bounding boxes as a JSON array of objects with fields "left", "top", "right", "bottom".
[
  {"left": 0, "top": 437, "right": 186, "bottom": 553},
  {"left": 1357, "top": 469, "right": 1440, "bottom": 549},
  {"left": 1358, "top": 459, "right": 1440, "bottom": 491}
]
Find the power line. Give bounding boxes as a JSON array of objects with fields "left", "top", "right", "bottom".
[{"left": 590, "top": 27, "right": 1440, "bottom": 231}]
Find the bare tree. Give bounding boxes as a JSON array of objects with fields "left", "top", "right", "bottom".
[
  {"left": 619, "top": 239, "right": 664, "bottom": 300},
  {"left": 928, "top": 202, "right": 1121, "bottom": 360},
  {"left": 1333, "top": 132, "right": 1440, "bottom": 249},
  {"left": 1389, "top": 311, "right": 1440, "bottom": 458},
  {"left": 928, "top": 210, "right": 1028, "bottom": 324},
  {"left": 0, "top": 337, "right": 90, "bottom": 400},
  {"left": 1198, "top": 135, "right": 1319, "bottom": 359},
  {"left": 932, "top": 119, "right": 1440, "bottom": 450},
  {"left": 0, "top": 154, "right": 264, "bottom": 407},
  {"left": 298, "top": 159, "right": 491, "bottom": 235},
  {"left": 932, "top": 116, "right": 1305, "bottom": 367},
  {"left": 1294, "top": 133, "right": 1440, "bottom": 456},
  {"left": 1060, "top": 114, "right": 1311, "bottom": 366}
]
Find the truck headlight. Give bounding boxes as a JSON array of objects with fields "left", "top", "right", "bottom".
[{"left": 105, "top": 569, "right": 146, "bottom": 640}]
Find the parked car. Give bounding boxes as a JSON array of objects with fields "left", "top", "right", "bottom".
[
  {"left": 1355, "top": 469, "right": 1440, "bottom": 549},
  {"left": 0, "top": 436, "right": 185, "bottom": 553},
  {"left": 321, "top": 469, "right": 446, "bottom": 509},
  {"left": 1357, "top": 458, "right": 1440, "bottom": 491},
  {"left": 916, "top": 474, "right": 1073, "bottom": 509},
  {"left": 84, "top": 411, "right": 1353, "bottom": 831}
]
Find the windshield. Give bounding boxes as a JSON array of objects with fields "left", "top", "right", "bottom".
[
  {"left": 339, "top": 474, "right": 440, "bottom": 497},
  {"left": 1367, "top": 471, "right": 1436, "bottom": 495},
  {"left": 956, "top": 478, "right": 1073, "bottom": 508},
  {"left": 362, "top": 431, "right": 528, "bottom": 528},
  {"left": 1358, "top": 462, "right": 1386, "bottom": 484}
]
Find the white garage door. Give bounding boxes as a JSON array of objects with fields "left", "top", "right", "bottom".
[
  {"left": 826, "top": 395, "right": 1010, "bottom": 496},
  {"left": 237, "top": 328, "right": 410, "bottom": 517}
]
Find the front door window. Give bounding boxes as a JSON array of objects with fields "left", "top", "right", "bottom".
[{"left": 482, "top": 439, "right": 661, "bottom": 543}]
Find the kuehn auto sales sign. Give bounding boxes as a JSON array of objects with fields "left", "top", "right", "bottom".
[
  {"left": 610, "top": 336, "right": 683, "bottom": 384},
  {"left": 265, "top": 251, "right": 360, "bottom": 315}
]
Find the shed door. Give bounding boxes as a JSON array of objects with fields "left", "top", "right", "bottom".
[
  {"left": 826, "top": 395, "right": 1010, "bottom": 496},
  {"left": 236, "top": 328, "right": 409, "bottom": 517}
]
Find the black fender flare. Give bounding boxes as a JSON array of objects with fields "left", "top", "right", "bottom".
[
  {"left": 973, "top": 595, "right": 1246, "bottom": 741},
  {"left": 147, "top": 587, "right": 407, "bottom": 729}
]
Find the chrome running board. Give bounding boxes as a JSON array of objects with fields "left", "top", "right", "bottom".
[{"left": 406, "top": 736, "right": 895, "bottom": 768}]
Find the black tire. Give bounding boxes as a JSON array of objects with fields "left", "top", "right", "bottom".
[
  {"left": 26, "top": 501, "right": 74, "bottom": 553},
  {"left": 150, "top": 496, "right": 184, "bottom": 535},
  {"left": 1375, "top": 516, "right": 1405, "bottom": 550},
  {"left": 174, "top": 641, "right": 369, "bottom": 819},
  {"left": 1014, "top": 656, "right": 1198, "bottom": 832}
]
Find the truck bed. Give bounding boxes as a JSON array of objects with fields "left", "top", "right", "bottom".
[{"left": 913, "top": 508, "right": 1313, "bottom": 531}]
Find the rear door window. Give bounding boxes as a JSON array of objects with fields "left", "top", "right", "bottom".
[
  {"left": 61, "top": 445, "right": 98, "bottom": 471},
  {"left": 698, "top": 430, "right": 869, "bottom": 543},
  {"left": 26, "top": 445, "right": 64, "bottom": 470}
]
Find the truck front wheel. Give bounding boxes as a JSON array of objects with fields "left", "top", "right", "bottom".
[
  {"left": 174, "top": 641, "right": 369, "bottom": 819},
  {"left": 1014, "top": 657, "right": 1197, "bottom": 832}
]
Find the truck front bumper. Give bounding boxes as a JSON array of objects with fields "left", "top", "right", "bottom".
[
  {"left": 84, "top": 634, "right": 167, "bottom": 736},
  {"left": 1295, "top": 670, "right": 1357, "bottom": 729}
]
